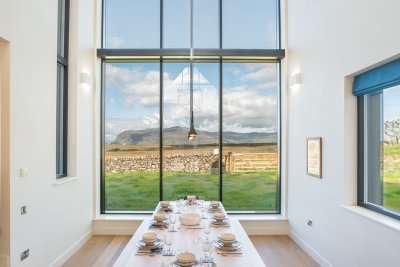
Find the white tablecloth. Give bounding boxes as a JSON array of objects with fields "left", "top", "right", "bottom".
[{"left": 113, "top": 202, "right": 266, "bottom": 267}]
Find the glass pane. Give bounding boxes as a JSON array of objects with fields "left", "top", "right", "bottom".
[
  {"left": 162, "top": 63, "right": 220, "bottom": 201},
  {"left": 104, "top": 63, "right": 160, "bottom": 211},
  {"left": 222, "top": 63, "right": 279, "bottom": 211},
  {"left": 367, "top": 85, "right": 400, "bottom": 214},
  {"left": 223, "top": 0, "right": 277, "bottom": 49},
  {"left": 57, "top": 0, "right": 66, "bottom": 56},
  {"left": 104, "top": 0, "right": 160, "bottom": 48},
  {"left": 383, "top": 86, "right": 400, "bottom": 213},
  {"left": 163, "top": 0, "right": 190, "bottom": 48},
  {"left": 193, "top": 0, "right": 219, "bottom": 48},
  {"left": 56, "top": 64, "right": 65, "bottom": 175}
]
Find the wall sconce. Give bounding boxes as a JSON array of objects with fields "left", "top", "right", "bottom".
[
  {"left": 80, "top": 72, "right": 92, "bottom": 90},
  {"left": 290, "top": 72, "right": 302, "bottom": 90}
]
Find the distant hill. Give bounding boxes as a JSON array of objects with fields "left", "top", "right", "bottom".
[{"left": 113, "top": 126, "right": 276, "bottom": 145}]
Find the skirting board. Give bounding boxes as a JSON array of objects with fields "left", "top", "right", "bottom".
[
  {"left": 289, "top": 230, "right": 333, "bottom": 267},
  {"left": 92, "top": 219, "right": 289, "bottom": 236},
  {"left": 49, "top": 230, "right": 93, "bottom": 267}
]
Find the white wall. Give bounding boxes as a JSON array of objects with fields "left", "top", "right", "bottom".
[
  {"left": 0, "top": 0, "right": 96, "bottom": 266},
  {"left": 287, "top": 0, "right": 400, "bottom": 266}
]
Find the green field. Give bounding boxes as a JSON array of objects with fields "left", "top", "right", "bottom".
[
  {"left": 104, "top": 144, "right": 400, "bottom": 213},
  {"left": 105, "top": 171, "right": 278, "bottom": 212},
  {"left": 384, "top": 144, "right": 400, "bottom": 212}
]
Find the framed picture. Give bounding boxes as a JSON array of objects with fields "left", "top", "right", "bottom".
[{"left": 306, "top": 137, "right": 322, "bottom": 178}]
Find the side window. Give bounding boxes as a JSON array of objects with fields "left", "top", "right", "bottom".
[
  {"left": 56, "top": 0, "right": 69, "bottom": 178},
  {"left": 355, "top": 59, "right": 400, "bottom": 220}
]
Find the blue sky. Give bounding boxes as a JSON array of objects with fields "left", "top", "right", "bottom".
[
  {"left": 105, "top": 0, "right": 277, "bottom": 49},
  {"left": 105, "top": 63, "right": 278, "bottom": 142},
  {"left": 384, "top": 85, "right": 400, "bottom": 121},
  {"left": 103, "top": 0, "right": 278, "bottom": 142}
]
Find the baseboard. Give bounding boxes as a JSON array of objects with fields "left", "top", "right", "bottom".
[
  {"left": 289, "top": 230, "right": 333, "bottom": 267},
  {"left": 0, "top": 255, "right": 10, "bottom": 267},
  {"left": 239, "top": 219, "right": 289, "bottom": 235},
  {"left": 49, "top": 230, "right": 93, "bottom": 267}
]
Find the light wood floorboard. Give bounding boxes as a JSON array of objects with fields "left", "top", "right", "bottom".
[
  {"left": 249, "top": 235, "right": 320, "bottom": 267},
  {"left": 63, "top": 235, "right": 319, "bottom": 267}
]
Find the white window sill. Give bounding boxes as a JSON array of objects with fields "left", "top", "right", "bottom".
[
  {"left": 94, "top": 213, "right": 287, "bottom": 222},
  {"left": 53, "top": 176, "right": 79, "bottom": 185},
  {"left": 342, "top": 205, "right": 400, "bottom": 232}
]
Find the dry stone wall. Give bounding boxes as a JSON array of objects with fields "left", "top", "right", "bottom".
[
  {"left": 105, "top": 152, "right": 219, "bottom": 173},
  {"left": 385, "top": 119, "right": 400, "bottom": 145}
]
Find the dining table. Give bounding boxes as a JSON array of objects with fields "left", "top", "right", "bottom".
[{"left": 113, "top": 201, "right": 266, "bottom": 267}]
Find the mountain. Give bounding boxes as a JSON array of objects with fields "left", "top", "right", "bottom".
[{"left": 113, "top": 126, "right": 276, "bottom": 145}]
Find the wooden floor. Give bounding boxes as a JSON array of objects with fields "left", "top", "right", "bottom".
[{"left": 63, "top": 235, "right": 319, "bottom": 267}]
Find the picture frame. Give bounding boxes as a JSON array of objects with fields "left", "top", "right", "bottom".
[{"left": 306, "top": 137, "right": 322, "bottom": 178}]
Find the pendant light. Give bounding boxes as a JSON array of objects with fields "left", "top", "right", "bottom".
[{"left": 187, "top": 0, "right": 197, "bottom": 141}]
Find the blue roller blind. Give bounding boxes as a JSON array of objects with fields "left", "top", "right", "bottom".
[{"left": 353, "top": 58, "right": 400, "bottom": 96}]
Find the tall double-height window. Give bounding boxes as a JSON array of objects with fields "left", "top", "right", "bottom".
[
  {"left": 355, "top": 58, "right": 400, "bottom": 220},
  {"left": 99, "top": 0, "right": 284, "bottom": 213},
  {"left": 56, "top": 0, "right": 69, "bottom": 178}
]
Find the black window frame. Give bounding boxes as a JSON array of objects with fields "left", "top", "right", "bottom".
[
  {"left": 356, "top": 58, "right": 400, "bottom": 221},
  {"left": 358, "top": 93, "right": 400, "bottom": 221},
  {"left": 99, "top": 0, "right": 284, "bottom": 214},
  {"left": 56, "top": 0, "right": 69, "bottom": 178}
]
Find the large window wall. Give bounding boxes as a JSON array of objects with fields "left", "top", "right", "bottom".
[{"left": 100, "top": 0, "right": 283, "bottom": 213}]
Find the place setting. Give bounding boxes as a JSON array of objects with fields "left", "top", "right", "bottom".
[
  {"left": 214, "top": 233, "right": 243, "bottom": 256},
  {"left": 209, "top": 212, "right": 231, "bottom": 228},
  {"left": 157, "top": 201, "right": 175, "bottom": 213},
  {"left": 148, "top": 212, "right": 170, "bottom": 229},
  {"left": 135, "top": 231, "right": 164, "bottom": 256},
  {"left": 207, "top": 201, "right": 224, "bottom": 213}
]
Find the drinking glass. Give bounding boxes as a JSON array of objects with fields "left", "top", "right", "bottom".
[
  {"left": 200, "top": 238, "right": 213, "bottom": 263},
  {"left": 203, "top": 221, "right": 211, "bottom": 238},
  {"left": 175, "top": 199, "right": 182, "bottom": 214},
  {"left": 164, "top": 233, "right": 173, "bottom": 255},
  {"left": 168, "top": 213, "right": 177, "bottom": 232}
]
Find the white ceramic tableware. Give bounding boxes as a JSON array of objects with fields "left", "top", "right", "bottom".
[{"left": 179, "top": 213, "right": 201, "bottom": 226}]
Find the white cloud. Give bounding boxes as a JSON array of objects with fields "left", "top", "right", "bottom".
[
  {"left": 105, "top": 63, "right": 278, "bottom": 140},
  {"left": 242, "top": 63, "right": 277, "bottom": 82},
  {"left": 107, "top": 36, "right": 125, "bottom": 48}
]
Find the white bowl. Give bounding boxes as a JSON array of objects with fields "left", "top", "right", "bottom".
[
  {"left": 218, "top": 233, "right": 236, "bottom": 242},
  {"left": 179, "top": 213, "right": 201, "bottom": 226},
  {"left": 160, "top": 201, "right": 170, "bottom": 207},
  {"left": 210, "top": 201, "right": 220, "bottom": 207},
  {"left": 142, "top": 231, "right": 157, "bottom": 242},
  {"left": 213, "top": 212, "right": 225, "bottom": 220},
  {"left": 176, "top": 252, "right": 196, "bottom": 263},
  {"left": 154, "top": 213, "right": 165, "bottom": 221}
]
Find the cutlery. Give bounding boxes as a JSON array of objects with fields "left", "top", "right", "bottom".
[
  {"left": 220, "top": 253, "right": 242, "bottom": 257},
  {"left": 217, "top": 251, "right": 242, "bottom": 255},
  {"left": 179, "top": 226, "right": 203, "bottom": 229}
]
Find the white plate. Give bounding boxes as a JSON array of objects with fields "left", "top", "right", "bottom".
[
  {"left": 136, "top": 238, "right": 164, "bottom": 249},
  {"left": 214, "top": 240, "right": 242, "bottom": 251},
  {"left": 173, "top": 260, "right": 202, "bottom": 267},
  {"left": 210, "top": 218, "right": 230, "bottom": 225}
]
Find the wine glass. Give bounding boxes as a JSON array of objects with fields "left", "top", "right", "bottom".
[
  {"left": 203, "top": 220, "right": 211, "bottom": 238},
  {"left": 164, "top": 233, "right": 173, "bottom": 255},
  {"left": 200, "top": 238, "right": 213, "bottom": 263},
  {"left": 175, "top": 199, "right": 182, "bottom": 214},
  {"left": 168, "top": 213, "right": 177, "bottom": 232}
]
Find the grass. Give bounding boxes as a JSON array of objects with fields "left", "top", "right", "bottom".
[
  {"left": 383, "top": 144, "right": 400, "bottom": 212},
  {"left": 105, "top": 171, "right": 278, "bottom": 212},
  {"left": 104, "top": 143, "right": 400, "bottom": 213}
]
